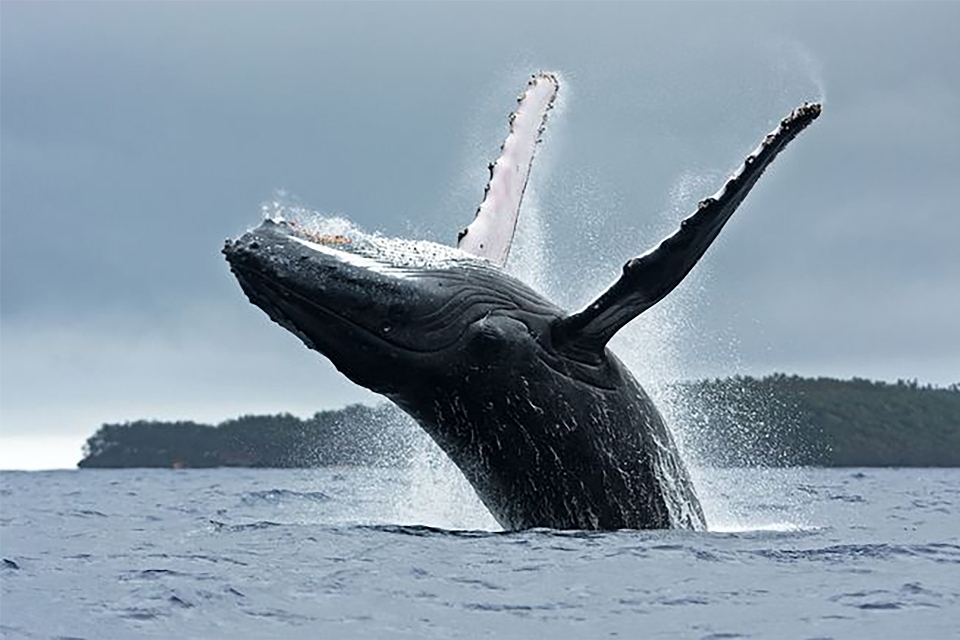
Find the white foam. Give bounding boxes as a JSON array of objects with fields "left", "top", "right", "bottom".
[
  {"left": 261, "top": 196, "right": 484, "bottom": 273},
  {"left": 289, "top": 235, "right": 412, "bottom": 279},
  {"left": 709, "top": 521, "right": 810, "bottom": 534}
]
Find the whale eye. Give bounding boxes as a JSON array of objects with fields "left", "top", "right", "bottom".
[
  {"left": 467, "top": 315, "right": 528, "bottom": 360},
  {"left": 467, "top": 324, "right": 504, "bottom": 360}
]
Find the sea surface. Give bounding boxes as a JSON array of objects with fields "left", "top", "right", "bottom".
[{"left": 1, "top": 466, "right": 958, "bottom": 639}]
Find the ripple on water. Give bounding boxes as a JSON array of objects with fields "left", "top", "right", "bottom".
[
  {"left": 208, "top": 519, "right": 285, "bottom": 533},
  {"left": 2, "top": 468, "right": 959, "bottom": 639},
  {"left": 239, "top": 489, "right": 332, "bottom": 506},
  {"left": 751, "top": 542, "right": 960, "bottom": 565}
]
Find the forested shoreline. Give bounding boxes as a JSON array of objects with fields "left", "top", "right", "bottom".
[{"left": 78, "top": 375, "right": 960, "bottom": 469}]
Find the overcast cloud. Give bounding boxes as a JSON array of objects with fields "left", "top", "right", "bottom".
[{"left": 2, "top": 2, "right": 958, "bottom": 467}]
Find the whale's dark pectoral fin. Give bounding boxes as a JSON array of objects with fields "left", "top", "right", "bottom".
[
  {"left": 553, "top": 103, "right": 822, "bottom": 359},
  {"left": 458, "top": 72, "right": 559, "bottom": 267}
]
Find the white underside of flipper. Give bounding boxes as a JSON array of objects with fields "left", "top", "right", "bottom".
[{"left": 457, "top": 72, "right": 559, "bottom": 267}]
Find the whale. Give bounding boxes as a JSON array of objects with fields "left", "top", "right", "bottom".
[{"left": 223, "top": 73, "right": 821, "bottom": 530}]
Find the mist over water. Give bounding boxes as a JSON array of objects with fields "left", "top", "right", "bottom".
[
  {"left": 765, "top": 38, "right": 828, "bottom": 106},
  {"left": 391, "top": 435, "right": 500, "bottom": 532}
]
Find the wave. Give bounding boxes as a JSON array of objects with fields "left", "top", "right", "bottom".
[
  {"left": 751, "top": 542, "right": 960, "bottom": 564},
  {"left": 208, "top": 519, "right": 284, "bottom": 533}
]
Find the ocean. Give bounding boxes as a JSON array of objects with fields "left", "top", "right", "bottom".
[{"left": 1, "top": 466, "right": 958, "bottom": 639}]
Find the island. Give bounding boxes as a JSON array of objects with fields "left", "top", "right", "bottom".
[{"left": 78, "top": 375, "right": 960, "bottom": 469}]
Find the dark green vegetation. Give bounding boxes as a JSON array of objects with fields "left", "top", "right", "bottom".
[
  {"left": 79, "top": 405, "right": 414, "bottom": 469},
  {"left": 676, "top": 375, "right": 960, "bottom": 467},
  {"left": 79, "top": 375, "right": 960, "bottom": 468}
]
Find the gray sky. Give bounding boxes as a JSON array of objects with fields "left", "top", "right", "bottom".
[{"left": 2, "top": 2, "right": 958, "bottom": 468}]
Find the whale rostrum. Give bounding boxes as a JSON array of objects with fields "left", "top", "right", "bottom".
[{"left": 223, "top": 73, "right": 821, "bottom": 531}]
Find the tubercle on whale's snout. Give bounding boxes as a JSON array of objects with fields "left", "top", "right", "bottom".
[
  {"left": 223, "top": 222, "right": 289, "bottom": 269},
  {"left": 221, "top": 237, "right": 260, "bottom": 271}
]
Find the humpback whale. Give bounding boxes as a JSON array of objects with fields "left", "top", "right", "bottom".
[{"left": 224, "top": 73, "right": 820, "bottom": 530}]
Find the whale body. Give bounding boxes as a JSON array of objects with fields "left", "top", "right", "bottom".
[{"left": 223, "top": 73, "right": 820, "bottom": 530}]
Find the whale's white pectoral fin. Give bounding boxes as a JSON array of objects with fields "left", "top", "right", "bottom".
[
  {"left": 553, "top": 103, "right": 823, "bottom": 359},
  {"left": 457, "top": 72, "right": 559, "bottom": 267}
]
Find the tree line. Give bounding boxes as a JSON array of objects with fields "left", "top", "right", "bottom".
[
  {"left": 673, "top": 374, "right": 960, "bottom": 467},
  {"left": 79, "top": 404, "right": 415, "bottom": 469},
  {"left": 78, "top": 374, "right": 960, "bottom": 469}
]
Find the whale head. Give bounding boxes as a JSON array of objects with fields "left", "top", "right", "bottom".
[{"left": 223, "top": 218, "right": 565, "bottom": 397}]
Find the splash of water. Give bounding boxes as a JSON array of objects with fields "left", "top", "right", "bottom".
[
  {"left": 504, "top": 183, "right": 549, "bottom": 293},
  {"left": 260, "top": 193, "right": 475, "bottom": 270},
  {"left": 606, "top": 171, "right": 720, "bottom": 526},
  {"left": 604, "top": 166, "right": 813, "bottom": 532},
  {"left": 262, "top": 64, "right": 816, "bottom": 531},
  {"left": 394, "top": 431, "right": 500, "bottom": 531}
]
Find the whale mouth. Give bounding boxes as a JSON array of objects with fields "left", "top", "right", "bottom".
[
  {"left": 227, "top": 257, "right": 380, "bottom": 349},
  {"left": 225, "top": 250, "right": 473, "bottom": 359}
]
